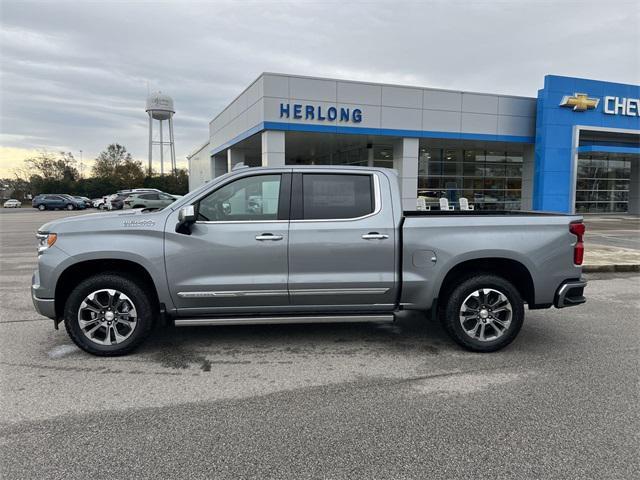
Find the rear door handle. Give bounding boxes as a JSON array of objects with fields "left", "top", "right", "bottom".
[
  {"left": 255, "top": 233, "right": 283, "bottom": 241},
  {"left": 361, "top": 232, "right": 389, "bottom": 240}
]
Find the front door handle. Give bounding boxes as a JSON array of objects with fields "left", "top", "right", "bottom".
[
  {"left": 361, "top": 232, "right": 389, "bottom": 240},
  {"left": 255, "top": 233, "right": 283, "bottom": 241}
]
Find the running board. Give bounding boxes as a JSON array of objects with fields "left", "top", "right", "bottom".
[{"left": 174, "top": 314, "right": 394, "bottom": 327}]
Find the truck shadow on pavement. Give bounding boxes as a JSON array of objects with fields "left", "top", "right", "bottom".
[{"left": 139, "top": 311, "right": 452, "bottom": 371}]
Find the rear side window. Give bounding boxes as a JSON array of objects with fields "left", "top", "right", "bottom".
[{"left": 302, "top": 174, "right": 374, "bottom": 220}]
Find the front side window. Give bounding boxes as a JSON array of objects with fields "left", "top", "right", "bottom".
[
  {"left": 197, "top": 174, "right": 281, "bottom": 221},
  {"left": 302, "top": 174, "right": 374, "bottom": 220}
]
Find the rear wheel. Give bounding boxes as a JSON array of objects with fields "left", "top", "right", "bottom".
[
  {"left": 441, "top": 274, "right": 524, "bottom": 352},
  {"left": 64, "top": 274, "right": 155, "bottom": 356}
]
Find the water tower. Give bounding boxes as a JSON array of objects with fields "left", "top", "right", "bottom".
[{"left": 145, "top": 92, "right": 176, "bottom": 175}]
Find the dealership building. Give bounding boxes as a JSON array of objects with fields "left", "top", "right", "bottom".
[{"left": 188, "top": 73, "right": 639, "bottom": 214}]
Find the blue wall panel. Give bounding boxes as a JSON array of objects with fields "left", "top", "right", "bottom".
[{"left": 533, "top": 75, "right": 640, "bottom": 213}]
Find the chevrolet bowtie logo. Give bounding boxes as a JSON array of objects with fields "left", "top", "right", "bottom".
[{"left": 559, "top": 93, "right": 599, "bottom": 112}]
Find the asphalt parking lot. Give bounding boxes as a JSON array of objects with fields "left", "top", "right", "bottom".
[
  {"left": 584, "top": 214, "right": 640, "bottom": 251},
  {"left": 1, "top": 209, "right": 638, "bottom": 479}
]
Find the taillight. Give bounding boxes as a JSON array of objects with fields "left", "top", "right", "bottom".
[{"left": 570, "top": 222, "right": 585, "bottom": 265}]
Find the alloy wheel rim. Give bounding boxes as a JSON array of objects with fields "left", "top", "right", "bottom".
[
  {"left": 459, "top": 288, "right": 512, "bottom": 342},
  {"left": 77, "top": 289, "right": 138, "bottom": 346}
]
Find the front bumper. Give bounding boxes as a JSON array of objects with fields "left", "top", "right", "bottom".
[
  {"left": 31, "top": 270, "right": 56, "bottom": 320},
  {"left": 554, "top": 278, "right": 587, "bottom": 308}
]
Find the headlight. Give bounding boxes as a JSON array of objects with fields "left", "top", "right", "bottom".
[{"left": 36, "top": 232, "right": 57, "bottom": 254}]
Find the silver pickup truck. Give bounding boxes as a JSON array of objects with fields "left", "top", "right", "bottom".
[{"left": 32, "top": 166, "right": 587, "bottom": 356}]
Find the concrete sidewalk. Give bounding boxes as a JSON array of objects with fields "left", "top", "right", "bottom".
[{"left": 583, "top": 215, "right": 640, "bottom": 272}]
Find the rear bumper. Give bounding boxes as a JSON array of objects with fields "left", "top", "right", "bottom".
[{"left": 554, "top": 278, "right": 587, "bottom": 308}]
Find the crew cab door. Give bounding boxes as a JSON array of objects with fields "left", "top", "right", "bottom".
[
  {"left": 287, "top": 171, "right": 397, "bottom": 310},
  {"left": 165, "top": 172, "right": 291, "bottom": 314}
]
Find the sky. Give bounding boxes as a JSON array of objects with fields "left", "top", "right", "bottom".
[{"left": 1, "top": 0, "right": 639, "bottom": 177}]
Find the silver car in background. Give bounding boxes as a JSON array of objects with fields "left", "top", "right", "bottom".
[
  {"left": 3, "top": 199, "right": 22, "bottom": 208},
  {"left": 123, "top": 192, "right": 181, "bottom": 210}
]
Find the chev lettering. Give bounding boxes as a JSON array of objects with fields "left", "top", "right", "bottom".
[
  {"left": 280, "top": 103, "right": 362, "bottom": 123},
  {"left": 603, "top": 96, "right": 640, "bottom": 116}
]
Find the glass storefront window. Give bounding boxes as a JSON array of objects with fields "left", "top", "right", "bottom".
[
  {"left": 575, "top": 153, "right": 633, "bottom": 213},
  {"left": 486, "top": 151, "right": 506, "bottom": 163},
  {"left": 417, "top": 148, "right": 523, "bottom": 210},
  {"left": 373, "top": 145, "right": 393, "bottom": 168}
]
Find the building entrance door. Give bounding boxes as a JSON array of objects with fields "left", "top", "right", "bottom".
[{"left": 575, "top": 152, "right": 638, "bottom": 214}]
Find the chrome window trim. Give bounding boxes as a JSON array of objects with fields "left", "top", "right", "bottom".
[
  {"left": 195, "top": 219, "right": 288, "bottom": 225},
  {"left": 291, "top": 172, "right": 382, "bottom": 223},
  {"left": 187, "top": 168, "right": 383, "bottom": 224}
]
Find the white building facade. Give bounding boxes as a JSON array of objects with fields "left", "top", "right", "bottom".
[{"left": 188, "top": 73, "right": 639, "bottom": 213}]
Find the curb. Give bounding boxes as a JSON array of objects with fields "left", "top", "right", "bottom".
[{"left": 583, "top": 264, "right": 640, "bottom": 273}]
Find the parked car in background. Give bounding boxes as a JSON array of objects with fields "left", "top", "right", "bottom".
[
  {"left": 105, "top": 193, "right": 126, "bottom": 210},
  {"left": 117, "top": 188, "right": 162, "bottom": 196},
  {"left": 3, "top": 199, "right": 22, "bottom": 208},
  {"left": 107, "top": 189, "right": 163, "bottom": 210},
  {"left": 92, "top": 198, "right": 105, "bottom": 209},
  {"left": 31, "top": 194, "right": 86, "bottom": 211},
  {"left": 123, "top": 192, "right": 182, "bottom": 210},
  {"left": 73, "top": 196, "right": 93, "bottom": 208}
]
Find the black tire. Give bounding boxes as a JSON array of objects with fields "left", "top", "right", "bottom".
[
  {"left": 441, "top": 274, "right": 524, "bottom": 352},
  {"left": 66, "top": 203, "right": 74, "bottom": 210},
  {"left": 38, "top": 204, "right": 46, "bottom": 211},
  {"left": 64, "top": 273, "right": 155, "bottom": 356}
]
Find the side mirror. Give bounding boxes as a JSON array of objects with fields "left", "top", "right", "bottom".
[
  {"left": 176, "top": 205, "right": 196, "bottom": 234},
  {"left": 178, "top": 205, "right": 196, "bottom": 223}
]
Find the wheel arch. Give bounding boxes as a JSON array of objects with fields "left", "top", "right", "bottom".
[
  {"left": 437, "top": 257, "right": 535, "bottom": 307},
  {"left": 54, "top": 259, "right": 160, "bottom": 322}
]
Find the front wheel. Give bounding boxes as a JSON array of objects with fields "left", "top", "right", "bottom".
[
  {"left": 38, "top": 204, "right": 46, "bottom": 211},
  {"left": 441, "top": 274, "right": 524, "bottom": 352},
  {"left": 64, "top": 274, "right": 155, "bottom": 356},
  {"left": 66, "top": 203, "right": 74, "bottom": 210}
]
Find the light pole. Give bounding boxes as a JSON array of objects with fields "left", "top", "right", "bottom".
[{"left": 79, "top": 150, "right": 84, "bottom": 178}]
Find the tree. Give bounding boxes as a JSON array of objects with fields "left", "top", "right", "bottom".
[
  {"left": 23, "top": 151, "right": 79, "bottom": 182},
  {"left": 92, "top": 144, "right": 145, "bottom": 188},
  {"left": 92, "top": 144, "right": 132, "bottom": 178},
  {"left": 8, "top": 144, "right": 189, "bottom": 200},
  {"left": 143, "top": 168, "right": 189, "bottom": 195}
]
